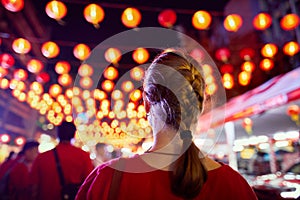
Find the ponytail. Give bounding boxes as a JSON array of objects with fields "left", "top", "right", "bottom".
[{"left": 171, "top": 131, "right": 207, "bottom": 199}]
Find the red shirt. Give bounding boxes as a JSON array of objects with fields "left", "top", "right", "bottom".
[
  {"left": 76, "top": 155, "right": 258, "bottom": 200},
  {"left": 30, "top": 142, "right": 94, "bottom": 200}
]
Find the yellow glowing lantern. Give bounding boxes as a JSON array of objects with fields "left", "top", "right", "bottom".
[
  {"left": 102, "top": 80, "right": 114, "bottom": 92},
  {"left": 13, "top": 69, "right": 28, "bottom": 81},
  {"left": 132, "top": 48, "right": 149, "bottom": 64},
  {"left": 192, "top": 10, "right": 212, "bottom": 30},
  {"left": 0, "top": 78, "right": 9, "bottom": 89},
  {"left": 0, "top": 67, "right": 8, "bottom": 78},
  {"left": 30, "top": 81, "right": 44, "bottom": 95},
  {"left": 41, "top": 41, "right": 60, "bottom": 58},
  {"left": 45, "top": 0, "right": 67, "bottom": 20},
  {"left": 222, "top": 73, "right": 234, "bottom": 89},
  {"left": 259, "top": 58, "right": 274, "bottom": 71},
  {"left": 12, "top": 38, "right": 31, "bottom": 54},
  {"left": 73, "top": 44, "right": 90, "bottom": 60},
  {"left": 2, "top": 0, "right": 24, "bottom": 12},
  {"left": 121, "top": 7, "right": 141, "bottom": 28},
  {"left": 121, "top": 81, "right": 134, "bottom": 92},
  {"left": 130, "top": 67, "right": 144, "bottom": 81},
  {"left": 49, "top": 84, "right": 62, "bottom": 97},
  {"left": 238, "top": 71, "right": 251, "bottom": 86},
  {"left": 84, "top": 4, "right": 105, "bottom": 28},
  {"left": 261, "top": 43, "right": 278, "bottom": 58},
  {"left": 104, "top": 66, "right": 118, "bottom": 80},
  {"left": 130, "top": 89, "right": 142, "bottom": 102},
  {"left": 253, "top": 13, "right": 272, "bottom": 30},
  {"left": 78, "top": 64, "right": 93, "bottom": 77},
  {"left": 283, "top": 41, "right": 300, "bottom": 56},
  {"left": 224, "top": 14, "right": 243, "bottom": 32},
  {"left": 241, "top": 61, "right": 255, "bottom": 72},
  {"left": 80, "top": 76, "right": 93, "bottom": 89},
  {"left": 104, "top": 48, "right": 122, "bottom": 64},
  {"left": 27, "top": 59, "right": 44, "bottom": 74},
  {"left": 280, "top": 14, "right": 300, "bottom": 31},
  {"left": 55, "top": 61, "right": 70, "bottom": 74},
  {"left": 58, "top": 74, "right": 72, "bottom": 86}
]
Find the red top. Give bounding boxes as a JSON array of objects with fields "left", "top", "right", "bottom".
[
  {"left": 76, "top": 155, "right": 258, "bottom": 200},
  {"left": 30, "top": 142, "right": 94, "bottom": 200}
]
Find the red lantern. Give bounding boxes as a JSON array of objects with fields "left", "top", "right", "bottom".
[
  {"left": 102, "top": 80, "right": 114, "bottom": 92},
  {"left": 280, "top": 14, "right": 300, "bottom": 31},
  {"left": 41, "top": 41, "right": 60, "bottom": 58},
  {"left": 73, "top": 44, "right": 90, "bottom": 61},
  {"left": 220, "top": 64, "right": 234, "bottom": 74},
  {"left": 0, "top": 53, "right": 15, "bottom": 68},
  {"left": 12, "top": 38, "right": 31, "bottom": 54},
  {"left": 239, "top": 48, "right": 255, "bottom": 60},
  {"left": 121, "top": 7, "right": 141, "bottom": 28},
  {"left": 283, "top": 41, "right": 300, "bottom": 56},
  {"left": 13, "top": 69, "right": 28, "bottom": 81},
  {"left": 241, "top": 61, "right": 255, "bottom": 72},
  {"left": 238, "top": 71, "right": 251, "bottom": 86},
  {"left": 158, "top": 9, "right": 177, "bottom": 28},
  {"left": 36, "top": 72, "right": 50, "bottom": 83},
  {"left": 58, "top": 74, "right": 72, "bottom": 86},
  {"left": 224, "top": 14, "right": 243, "bottom": 32},
  {"left": 192, "top": 10, "right": 212, "bottom": 30},
  {"left": 84, "top": 4, "right": 105, "bottom": 28},
  {"left": 49, "top": 84, "right": 62, "bottom": 97},
  {"left": 45, "top": 0, "right": 67, "bottom": 20},
  {"left": 253, "top": 13, "right": 272, "bottom": 30},
  {"left": 1, "top": 0, "right": 24, "bottom": 12},
  {"left": 215, "top": 48, "right": 231, "bottom": 62},
  {"left": 261, "top": 43, "right": 278, "bottom": 58},
  {"left": 27, "top": 59, "right": 44, "bottom": 74},
  {"left": 132, "top": 48, "right": 149, "bottom": 64},
  {"left": 259, "top": 58, "right": 274, "bottom": 71},
  {"left": 287, "top": 105, "right": 300, "bottom": 124}
]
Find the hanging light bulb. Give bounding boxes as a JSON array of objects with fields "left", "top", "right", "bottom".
[
  {"left": 73, "top": 44, "right": 90, "bottom": 60},
  {"left": 259, "top": 58, "right": 274, "bottom": 71},
  {"left": 49, "top": 84, "right": 62, "bottom": 97},
  {"left": 58, "top": 74, "right": 72, "bottom": 86},
  {"left": 253, "top": 13, "right": 272, "bottom": 30},
  {"left": 238, "top": 71, "right": 251, "bottom": 86},
  {"left": 41, "top": 41, "right": 60, "bottom": 58},
  {"left": 104, "top": 66, "right": 118, "bottom": 80},
  {"left": 158, "top": 9, "right": 177, "bottom": 28},
  {"left": 261, "top": 43, "right": 278, "bottom": 58},
  {"left": 283, "top": 41, "right": 300, "bottom": 56},
  {"left": 84, "top": 3, "right": 105, "bottom": 28},
  {"left": 280, "top": 13, "right": 300, "bottom": 31},
  {"left": 132, "top": 48, "right": 149, "bottom": 64},
  {"left": 55, "top": 61, "right": 71, "bottom": 74}
]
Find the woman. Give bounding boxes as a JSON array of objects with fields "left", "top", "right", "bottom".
[{"left": 76, "top": 50, "right": 257, "bottom": 200}]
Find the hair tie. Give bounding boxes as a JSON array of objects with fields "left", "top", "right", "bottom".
[{"left": 180, "top": 130, "right": 193, "bottom": 140}]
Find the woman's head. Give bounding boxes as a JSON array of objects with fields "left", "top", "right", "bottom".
[{"left": 143, "top": 50, "right": 205, "bottom": 132}]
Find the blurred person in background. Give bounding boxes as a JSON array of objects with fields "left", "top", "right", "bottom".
[
  {"left": 93, "top": 142, "right": 111, "bottom": 167},
  {"left": 76, "top": 50, "right": 258, "bottom": 200},
  {"left": 0, "top": 140, "right": 39, "bottom": 200},
  {"left": 30, "top": 121, "right": 94, "bottom": 200}
]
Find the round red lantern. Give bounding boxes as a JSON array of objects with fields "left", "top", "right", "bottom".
[
  {"left": 283, "top": 41, "right": 300, "bottom": 56},
  {"left": 261, "top": 43, "right": 278, "bottom": 58},
  {"left": 27, "top": 59, "right": 44, "bottom": 74},
  {"left": 132, "top": 48, "right": 149, "bottom": 64},
  {"left": 158, "top": 9, "right": 177, "bottom": 28},
  {"left": 0, "top": 53, "right": 15, "bottom": 68},
  {"left": 45, "top": 0, "right": 67, "bottom": 20},
  {"left": 192, "top": 10, "right": 212, "bottom": 30},
  {"left": 253, "top": 13, "right": 272, "bottom": 30},
  {"left": 104, "top": 48, "right": 122, "bottom": 64},
  {"left": 1, "top": 0, "right": 24, "bottom": 12},
  {"left": 215, "top": 48, "right": 231, "bottom": 62},
  {"left": 259, "top": 58, "right": 274, "bottom": 71},
  {"left": 73, "top": 44, "right": 90, "bottom": 61},
  {"left": 36, "top": 72, "right": 50, "bottom": 83},
  {"left": 239, "top": 48, "right": 255, "bottom": 60},
  {"left": 220, "top": 64, "right": 234, "bottom": 74},
  {"left": 55, "top": 61, "right": 71, "bottom": 74},
  {"left": 84, "top": 4, "right": 105, "bottom": 28},
  {"left": 224, "top": 14, "right": 243, "bottom": 32},
  {"left": 41, "top": 41, "right": 60, "bottom": 58},
  {"left": 12, "top": 38, "right": 31, "bottom": 54},
  {"left": 121, "top": 7, "right": 141, "bottom": 28},
  {"left": 104, "top": 66, "right": 118, "bottom": 80},
  {"left": 280, "top": 14, "right": 300, "bottom": 31}
]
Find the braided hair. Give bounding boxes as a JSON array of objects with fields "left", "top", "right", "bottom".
[{"left": 144, "top": 50, "right": 207, "bottom": 199}]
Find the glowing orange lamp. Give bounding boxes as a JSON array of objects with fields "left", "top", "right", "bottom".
[
  {"left": 192, "top": 10, "right": 212, "bottom": 30},
  {"left": 121, "top": 7, "right": 141, "bottom": 28},
  {"left": 41, "top": 41, "right": 60, "bottom": 58},
  {"left": 287, "top": 104, "right": 300, "bottom": 125},
  {"left": 84, "top": 3, "right": 105, "bottom": 28},
  {"left": 1, "top": 0, "right": 24, "bottom": 12},
  {"left": 283, "top": 41, "right": 300, "bottom": 56},
  {"left": 224, "top": 14, "right": 243, "bottom": 32},
  {"left": 280, "top": 14, "right": 300, "bottom": 31},
  {"left": 12, "top": 38, "right": 31, "bottom": 54},
  {"left": 253, "top": 13, "right": 272, "bottom": 30},
  {"left": 45, "top": 0, "right": 67, "bottom": 21}
]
